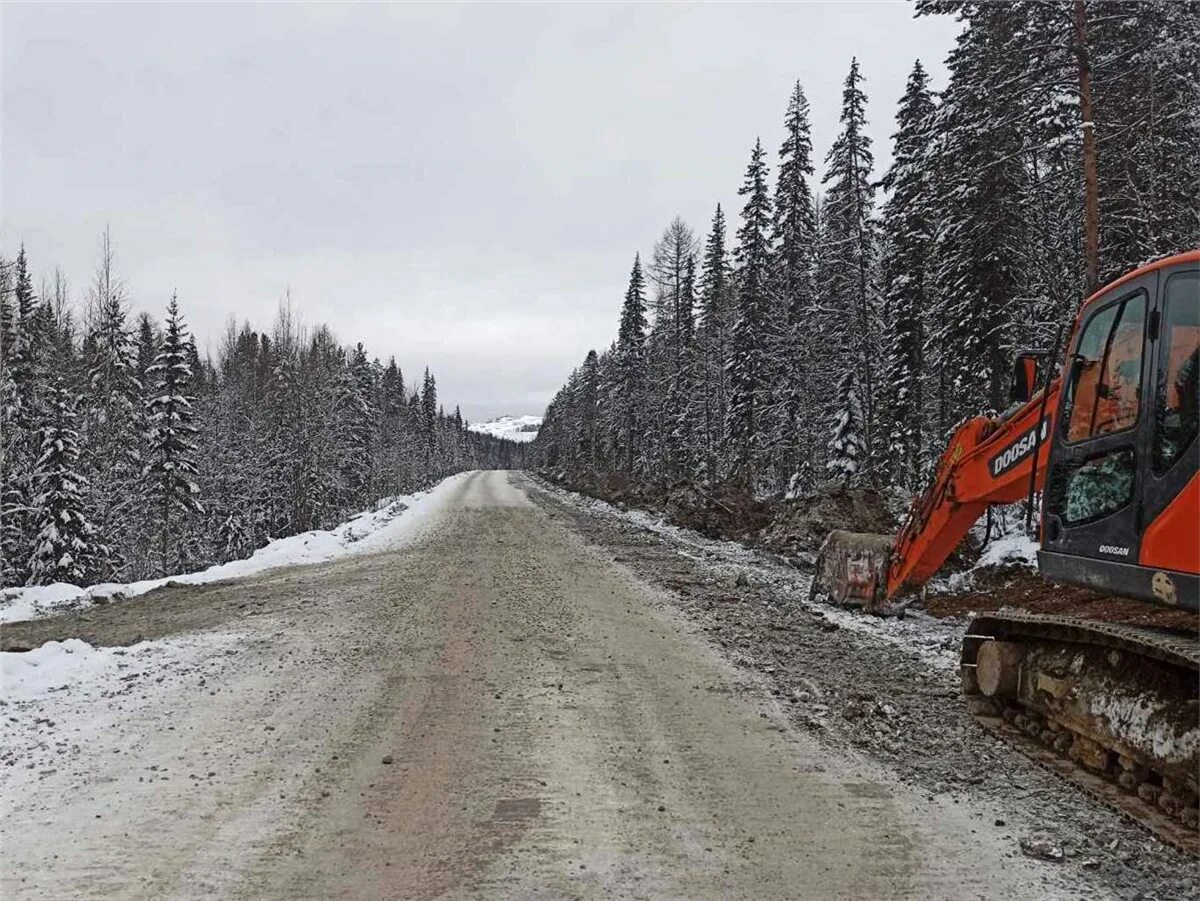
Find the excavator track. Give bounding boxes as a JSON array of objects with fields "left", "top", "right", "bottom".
[{"left": 961, "top": 611, "right": 1200, "bottom": 855}]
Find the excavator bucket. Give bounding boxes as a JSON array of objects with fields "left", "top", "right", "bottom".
[{"left": 809, "top": 530, "right": 895, "bottom": 613}]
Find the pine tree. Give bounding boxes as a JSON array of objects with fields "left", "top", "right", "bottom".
[
  {"left": 697, "top": 205, "right": 733, "bottom": 475},
  {"left": 339, "top": 343, "right": 376, "bottom": 506},
  {"left": 771, "top": 81, "right": 819, "bottom": 491},
  {"left": 879, "top": 60, "right": 937, "bottom": 491},
  {"left": 725, "top": 138, "right": 773, "bottom": 486},
  {"left": 615, "top": 254, "right": 648, "bottom": 474},
  {"left": 821, "top": 59, "right": 879, "bottom": 477},
  {"left": 82, "top": 229, "right": 140, "bottom": 576},
  {"left": 144, "top": 293, "right": 203, "bottom": 574},
  {"left": 27, "top": 382, "right": 103, "bottom": 585},
  {"left": 826, "top": 368, "right": 864, "bottom": 487},
  {"left": 1092, "top": 1, "right": 1200, "bottom": 279},
  {"left": 577, "top": 349, "right": 600, "bottom": 469},
  {"left": 0, "top": 258, "right": 28, "bottom": 585},
  {"left": 421, "top": 368, "right": 438, "bottom": 467}
]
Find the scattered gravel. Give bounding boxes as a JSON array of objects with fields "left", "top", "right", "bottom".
[{"left": 530, "top": 476, "right": 1198, "bottom": 901}]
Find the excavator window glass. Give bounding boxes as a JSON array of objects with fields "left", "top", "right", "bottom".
[
  {"left": 1062, "top": 448, "right": 1136, "bottom": 525},
  {"left": 1153, "top": 271, "right": 1199, "bottom": 476},
  {"left": 1063, "top": 291, "right": 1147, "bottom": 444}
]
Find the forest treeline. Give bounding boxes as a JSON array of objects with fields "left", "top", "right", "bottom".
[
  {"left": 0, "top": 232, "right": 521, "bottom": 588},
  {"left": 532, "top": 1, "right": 1199, "bottom": 500}
]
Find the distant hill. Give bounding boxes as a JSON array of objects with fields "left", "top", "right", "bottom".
[{"left": 467, "top": 414, "right": 542, "bottom": 444}]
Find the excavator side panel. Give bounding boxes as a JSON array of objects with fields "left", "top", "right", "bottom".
[{"left": 1141, "top": 471, "right": 1199, "bottom": 574}]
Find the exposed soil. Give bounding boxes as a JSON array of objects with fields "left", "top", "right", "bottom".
[
  {"left": 924, "top": 567, "right": 1200, "bottom": 632},
  {"left": 759, "top": 486, "right": 897, "bottom": 557},
  {"left": 551, "top": 472, "right": 896, "bottom": 561}
]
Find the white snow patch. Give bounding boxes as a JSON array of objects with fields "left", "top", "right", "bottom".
[
  {"left": 0, "top": 631, "right": 237, "bottom": 806},
  {"left": 0, "top": 473, "right": 469, "bottom": 625},
  {"left": 935, "top": 531, "right": 1039, "bottom": 594},
  {"left": 1, "top": 632, "right": 232, "bottom": 705},
  {"left": 468, "top": 414, "right": 541, "bottom": 443},
  {"left": 1, "top": 639, "right": 123, "bottom": 702}
]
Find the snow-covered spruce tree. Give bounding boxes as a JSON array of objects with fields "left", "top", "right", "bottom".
[
  {"left": 1091, "top": 0, "right": 1200, "bottom": 280},
  {"left": 9, "top": 246, "right": 40, "bottom": 422},
  {"left": 917, "top": 4, "right": 1035, "bottom": 439},
  {"left": 696, "top": 205, "right": 733, "bottom": 476},
  {"left": 0, "top": 258, "right": 29, "bottom": 585},
  {"left": 576, "top": 349, "right": 601, "bottom": 471},
  {"left": 143, "top": 293, "right": 204, "bottom": 575},
  {"left": 27, "top": 381, "right": 104, "bottom": 585},
  {"left": 725, "top": 138, "right": 774, "bottom": 487},
  {"left": 826, "top": 368, "right": 865, "bottom": 488},
  {"left": 663, "top": 254, "right": 699, "bottom": 480},
  {"left": 82, "top": 229, "right": 141, "bottom": 577},
  {"left": 879, "top": 60, "right": 937, "bottom": 493},
  {"left": 615, "top": 254, "right": 648, "bottom": 475},
  {"left": 338, "top": 343, "right": 376, "bottom": 508},
  {"left": 420, "top": 367, "right": 438, "bottom": 469},
  {"left": 770, "top": 80, "right": 819, "bottom": 493},
  {"left": 820, "top": 58, "right": 879, "bottom": 479}
]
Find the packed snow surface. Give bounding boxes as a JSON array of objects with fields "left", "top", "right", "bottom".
[
  {"left": 1, "top": 636, "right": 226, "bottom": 703},
  {"left": 0, "top": 473, "right": 468, "bottom": 625},
  {"left": 468, "top": 414, "right": 541, "bottom": 443}
]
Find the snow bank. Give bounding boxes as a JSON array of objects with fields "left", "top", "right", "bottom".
[
  {"left": 975, "top": 532, "right": 1040, "bottom": 569},
  {"left": 0, "top": 632, "right": 234, "bottom": 706},
  {"left": 1, "top": 639, "right": 122, "bottom": 702},
  {"left": 0, "top": 473, "right": 468, "bottom": 625}
]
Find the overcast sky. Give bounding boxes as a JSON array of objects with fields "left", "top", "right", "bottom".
[{"left": 2, "top": 2, "right": 962, "bottom": 422}]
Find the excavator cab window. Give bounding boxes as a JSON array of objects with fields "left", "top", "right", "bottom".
[
  {"left": 1063, "top": 290, "right": 1147, "bottom": 444},
  {"left": 1152, "top": 271, "right": 1199, "bottom": 476},
  {"left": 1062, "top": 448, "right": 1136, "bottom": 525},
  {"left": 1052, "top": 289, "right": 1147, "bottom": 526}
]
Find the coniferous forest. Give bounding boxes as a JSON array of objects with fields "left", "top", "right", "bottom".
[
  {"left": 532, "top": 2, "right": 1199, "bottom": 501},
  {"left": 0, "top": 230, "right": 520, "bottom": 588}
]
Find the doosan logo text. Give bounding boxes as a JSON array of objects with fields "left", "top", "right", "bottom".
[
  {"left": 1099, "top": 544, "right": 1130, "bottom": 557},
  {"left": 988, "top": 420, "right": 1050, "bottom": 478}
]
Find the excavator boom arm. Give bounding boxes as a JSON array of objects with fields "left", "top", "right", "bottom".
[{"left": 885, "top": 379, "right": 1062, "bottom": 598}]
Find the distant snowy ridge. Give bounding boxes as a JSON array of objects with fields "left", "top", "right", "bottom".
[
  {"left": 0, "top": 473, "right": 469, "bottom": 626},
  {"left": 468, "top": 414, "right": 542, "bottom": 443}
]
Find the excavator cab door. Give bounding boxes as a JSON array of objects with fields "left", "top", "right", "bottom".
[{"left": 1041, "top": 260, "right": 1199, "bottom": 609}]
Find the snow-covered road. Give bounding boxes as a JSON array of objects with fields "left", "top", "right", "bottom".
[{"left": 1, "top": 471, "right": 1097, "bottom": 899}]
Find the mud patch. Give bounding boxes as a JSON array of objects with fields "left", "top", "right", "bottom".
[{"left": 924, "top": 567, "right": 1199, "bottom": 631}]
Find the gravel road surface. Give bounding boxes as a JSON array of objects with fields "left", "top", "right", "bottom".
[{"left": 1, "top": 471, "right": 1122, "bottom": 899}]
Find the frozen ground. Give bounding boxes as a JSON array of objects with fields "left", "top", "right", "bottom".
[
  {"left": 0, "top": 474, "right": 467, "bottom": 626},
  {"left": 0, "top": 471, "right": 1100, "bottom": 900},
  {"left": 529, "top": 475, "right": 1197, "bottom": 900}
]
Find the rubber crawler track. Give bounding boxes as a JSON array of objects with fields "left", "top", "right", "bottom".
[{"left": 962, "top": 611, "right": 1199, "bottom": 856}]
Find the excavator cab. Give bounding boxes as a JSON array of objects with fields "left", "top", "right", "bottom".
[{"left": 1040, "top": 258, "right": 1199, "bottom": 610}]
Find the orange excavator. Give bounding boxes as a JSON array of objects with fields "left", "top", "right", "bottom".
[{"left": 812, "top": 250, "right": 1199, "bottom": 846}]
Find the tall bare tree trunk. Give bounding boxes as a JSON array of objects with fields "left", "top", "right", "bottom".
[{"left": 1075, "top": 0, "right": 1100, "bottom": 292}]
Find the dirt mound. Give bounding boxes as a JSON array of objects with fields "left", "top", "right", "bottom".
[
  {"left": 924, "top": 567, "right": 1200, "bottom": 631},
  {"left": 759, "top": 487, "right": 896, "bottom": 558},
  {"left": 660, "top": 482, "right": 773, "bottom": 542}
]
